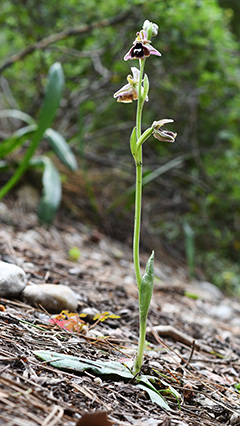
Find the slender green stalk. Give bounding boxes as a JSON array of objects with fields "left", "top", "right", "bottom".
[
  {"left": 133, "top": 161, "right": 142, "bottom": 288},
  {"left": 134, "top": 314, "right": 147, "bottom": 374},
  {"left": 133, "top": 58, "right": 146, "bottom": 289},
  {"left": 133, "top": 58, "right": 148, "bottom": 374}
]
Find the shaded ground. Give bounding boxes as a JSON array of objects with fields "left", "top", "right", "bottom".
[{"left": 0, "top": 200, "right": 240, "bottom": 426}]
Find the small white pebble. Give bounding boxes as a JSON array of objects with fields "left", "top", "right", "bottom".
[{"left": 93, "top": 377, "right": 102, "bottom": 385}]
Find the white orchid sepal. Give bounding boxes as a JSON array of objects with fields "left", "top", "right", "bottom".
[{"left": 152, "top": 119, "right": 177, "bottom": 143}]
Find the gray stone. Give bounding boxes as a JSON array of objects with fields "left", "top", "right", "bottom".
[
  {"left": 0, "top": 261, "right": 27, "bottom": 298},
  {"left": 230, "top": 412, "right": 240, "bottom": 425},
  {"left": 232, "top": 317, "right": 240, "bottom": 327},
  {"left": 210, "top": 303, "right": 233, "bottom": 320},
  {"left": 187, "top": 280, "right": 223, "bottom": 301},
  {"left": 22, "top": 284, "right": 78, "bottom": 313}
]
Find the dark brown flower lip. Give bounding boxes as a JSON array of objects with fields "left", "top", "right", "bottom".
[
  {"left": 124, "top": 30, "right": 161, "bottom": 61},
  {"left": 130, "top": 43, "right": 150, "bottom": 59}
]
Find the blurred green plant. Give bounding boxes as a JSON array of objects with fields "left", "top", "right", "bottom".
[
  {"left": 202, "top": 252, "right": 240, "bottom": 296},
  {"left": 68, "top": 246, "right": 81, "bottom": 261},
  {"left": 183, "top": 221, "right": 195, "bottom": 279},
  {"left": 184, "top": 291, "right": 199, "bottom": 300},
  {"left": 0, "top": 62, "right": 77, "bottom": 223}
]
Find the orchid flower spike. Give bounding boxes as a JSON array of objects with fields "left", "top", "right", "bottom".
[
  {"left": 152, "top": 119, "right": 177, "bottom": 143},
  {"left": 124, "top": 29, "right": 161, "bottom": 61},
  {"left": 113, "top": 67, "right": 149, "bottom": 103}
]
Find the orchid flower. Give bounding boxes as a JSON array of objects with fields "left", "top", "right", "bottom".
[
  {"left": 152, "top": 119, "right": 177, "bottom": 143},
  {"left": 113, "top": 20, "right": 176, "bottom": 376},
  {"left": 113, "top": 67, "right": 148, "bottom": 103},
  {"left": 124, "top": 30, "right": 161, "bottom": 61}
]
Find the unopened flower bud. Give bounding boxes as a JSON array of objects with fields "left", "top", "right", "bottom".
[
  {"left": 143, "top": 20, "right": 159, "bottom": 37},
  {"left": 151, "top": 24, "right": 159, "bottom": 37}
]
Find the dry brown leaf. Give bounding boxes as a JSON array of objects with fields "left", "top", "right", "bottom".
[{"left": 76, "top": 411, "right": 114, "bottom": 426}]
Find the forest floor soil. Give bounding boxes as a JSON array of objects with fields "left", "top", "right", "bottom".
[{"left": 0, "top": 200, "right": 240, "bottom": 426}]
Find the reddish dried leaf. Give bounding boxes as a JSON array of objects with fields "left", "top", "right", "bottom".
[
  {"left": 76, "top": 411, "right": 113, "bottom": 426},
  {"left": 49, "top": 311, "right": 86, "bottom": 332}
]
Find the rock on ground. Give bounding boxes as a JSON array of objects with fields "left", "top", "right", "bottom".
[
  {"left": 0, "top": 261, "right": 27, "bottom": 298},
  {"left": 22, "top": 283, "right": 78, "bottom": 313}
]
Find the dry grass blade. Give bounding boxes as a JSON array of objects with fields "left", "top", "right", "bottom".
[{"left": 41, "top": 405, "right": 64, "bottom": 426}]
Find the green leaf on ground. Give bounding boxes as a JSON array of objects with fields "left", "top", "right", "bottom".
[
  {"left": 33, "top": 350, "right": 173, "bottom": 410},
  {"left": 33, "top": 350, "right": 133, "bottom": 379},
  {"left": 136, "top": 384, "right": 171, "bottom": 410},
  {"left": 137, "top": 374, "right": 172, "bottom": 411}
]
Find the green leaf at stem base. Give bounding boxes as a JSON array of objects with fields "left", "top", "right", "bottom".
[
  {"left": 139, "top": 251, "right": 154, "bottom": 322},
  {"left": 33, "top": 350, "right": 174, "bottom": 410}
]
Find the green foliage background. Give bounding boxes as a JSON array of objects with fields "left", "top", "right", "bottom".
[{"left": 1, "top": 0, "right": 240, "bottom": 292}]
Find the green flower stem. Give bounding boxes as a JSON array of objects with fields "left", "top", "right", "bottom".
[
  {"left": 133, "top": 24, "right": 155, "bottom": 374},
  {"left": 133, "top": 58, "right": 146, "bottom": 289},
  {"left": 133, "top": 58, "right": 148, "bottom": 375},
  {"left": 133, "top": 161, "right": 142, "bottom": 288},
  {"left": 134, "top": 317, "right": 147, "bottom": 374},
  {"left": 136, "top": 126, "right": 153, "bottom": 155}
]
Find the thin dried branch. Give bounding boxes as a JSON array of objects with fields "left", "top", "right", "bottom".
[{"left": 0, "top": 10, "right": 130, "bottom": 74}]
